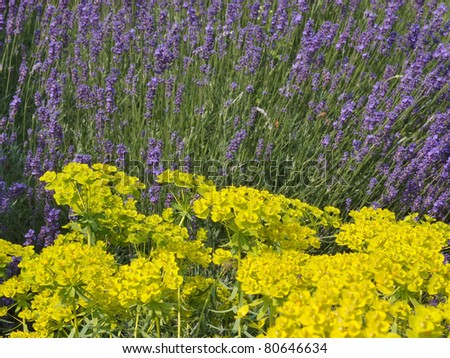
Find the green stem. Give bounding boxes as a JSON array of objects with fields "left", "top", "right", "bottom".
[
  {"left": 268, "top": 299, "right": 275, "bottom": 328},
  {"left": 134, "top": 309, "right": 140, "bottom": 338},
  {"left": 194, "top": 269, "right": 226, "bottom": 337},
  {"left": 237, "top": 244, "right": 243, "bottom": 338},
  {"left": 86, "top": 225, "right": 95, "bottom": 246},
  {"left": 177, "top": 285, "right": 182, "bottom": 338},
  {"left": 155, "top": 316, "right": 161, "bottom": 338},
  {"left": 73, "top": 312, "right": 79, "bottom": 338}
]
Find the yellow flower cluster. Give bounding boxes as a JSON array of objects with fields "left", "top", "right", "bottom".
[
  {"left": 190, "top": 183, "right": 340, "bottom": 252},
  {"left": 336, "top": 208, "right": 450, "bottom": 295},
  {"left": 41, "top": 163, "right": 145, "bottom": 201},
  {"left": 259, "top": 209, "right": 450, "bottom": 338},
  {"left": 0, "top": 234, "right": 117, "bottom": 336},
  {"left": 0, "top": 165, "right": 218, "bottom": 337},
  {"left": 0, "top": 235, "right": 187, "bottom": 336},
  {"left": 105, "top": 252, "right": 182, "bottom": 309},
  {"left": 237, "top": 249, "right": 308, "bottom": 299},
  {"left": 40, "top": 163, "right": 146, "bottom": 245},
  {"left": 19, "top": 236, "right": 116, "bottom": 289},
  {"left": 40, "top": 164, "right": 212, "bottom": 269},
  {"left": 264, "top": 253, "right": 392, "bottom": 337},
  {"left": 145, "top": 209, "right": 212, "bottom": 268},
  {"left": 265, "top": 258, "right": 450, "bottom": 337},
  {"left": 156, "top": 169, "right": 216, "bottom": 194},
  {"left": 212, "top": 248, "right": 236, "bottom": 267},
  {"left": 2, "top": 165, "right": 449, "bottom": 338},
  {"left": 181, "top": 276, "right": 215, "bottom": 300}
]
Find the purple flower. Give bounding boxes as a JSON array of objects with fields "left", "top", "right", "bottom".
[
  {"left": 125, "top": 64, "right": 138, "bottom": 96},
  {"left": 165, "top": 193, "right": 174, "bottom": 208},
  {"left": 148, "top": 185, "right": 161, "bottom": 204},
  {"left": 194, "top": 22, "right": 215, "bottom": 61},
  {"left": 334, "top": 101, "right": 355, "bottom": 130},
  {"left": 433, "top": 43, "right": 450, "bottom": 61},
  {"left": 336, "top": 17, "right": 354, "bottom": 51},
  {"left": 154, "top": 43, "right": 175, "bottom": 74},
  {"left": 297, "top": 0, "right": 309, "bottom": 12},
  {"left": 111, "top": 7, "right": 133, "bottom": 58},
  {"left": 444, "top": 253, "right": 450, "bottom": 265},
  {"left": 249, "top": 1, "right": 261, "bottom": 21},
  {"left": 225, "top": 0, "right": 243, "bottom": 26},
  {"left": 265, "top": 143, "right": 274, "bottom": 161},
  {"left": 383, "top": 110, "right": 449, "bottom": 219},
  {"left": 317, "top": 21, "right": 339, "bottom": 47},
  {"left": 321, "top": 135, "right": 331, "bottom": 148},
  {"left": 171, "top": 131, "right": 185, "bottom": 157},
  {"left": 115, "top": 143, "right": 128, "bottom": 169},
  {"left": 145, "top": 78, "right": 159, "bottom": 119},
  {"left": 383, "top": 65, "right": 398, "bottom": 80},
  {"left": 8, "top": 95, "right": 21, "bottom": 122},
  {"left": 312, "top": 73, "right": 321, "bottom": 92},
  {"left": 75, "top": 84, "right": 94, "bottom": 109},
  {"left": 260, "top": 2, "right": 271, "bottom": 26},
  {"left": 292, "top": 12, "right": 302, "bottom": 26},
  {"left": 367, "top": 177, "right": 378, "bottom": 195},
  {"left": 0, "top": 133, "right": 6, "bottom": 145},
  {"left": 24, "top": 229, "right": 37, "bottom": 247},
  {"left": 195, "top": 106, "right": 205, "bottom": 115},
  {"left": 0, "top": 182, "right": 9, "bottom": 214},
  {"left": 105, "top": 68, "right": 120, "bottom": 114},
  {"left": 174, "top": 84, "right": 184, "bottom": 113},
  {"left": 18, "top": 58, "right": 28, "bottom": 86},
  {"left": 247, "top": 107, "right": 258, "bottom": 127},
  {"left": 226, "top": 130, "right": 247, "bottom": 160},
  {"left": 182, "top": 155, "right": 191, "bottom": 172},
  {"left": 165, "top": 75, "right": 176, "bottom": 98},
  {"left": 8, "top": 183, "right": 27, "bottom": 198},
  {"left": 404, "top": 23, "right": 421, "bottom": 49},
  {"left": 233, "top": 116, "right": 240, "bottom": 129},
  {"left": 256, "top": 138, "right": 264, "bottom": 159},
  {"left": 345, "top": 198, "right": 352, "bottom": 211},
  {"left": 5, "top": 256, "right": 21, "bottom": 278},
  {"left": 362, "top": 111, "right": 386, "bottom": 132},
  {"left": 146, "top": 138, "right": 163, "bottom": 176},
  {"left": 74, "top": 154, "right": 92, "bottom": 165},
  {"left": 270, "top": 0, "right": 289, "bottom": 35},
  {"left": 371, "top": 202, "right": 381, "bottom": 209}
]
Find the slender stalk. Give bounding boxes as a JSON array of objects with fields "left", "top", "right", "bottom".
[
  {"left": 155, "top": 317, "right": 161, "bottom": 338},
  {"left": 134, "top": 309, "right": 140, "bottom": 338},
  {"left": 177, "top": 285, "right": 182, "bottom": 338}
]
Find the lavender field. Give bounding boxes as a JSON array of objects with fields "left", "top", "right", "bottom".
[{"left": 0, "top": 0, "right": 449, "bottom": 338}]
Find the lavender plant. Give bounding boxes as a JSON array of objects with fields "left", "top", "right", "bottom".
[{"left": 0, "top": 0, "right": 449, "bottom": 245}]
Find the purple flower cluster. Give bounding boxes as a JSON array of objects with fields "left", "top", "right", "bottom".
[
  {"left": 384, "top": 110, "right": 450, "bottom": 219},
  {"left": 0, "top": 182, "right": 29, "bottom": 214},
  {"left": 226, "top": 129, "right": 247, "bottom": 161},
  {"left": 0, "top": 255, "right": 22, "bottom": 307},
  {"left": 23, "top": 204, "right": 61, "bottom": 248},
  {"left": 145, "top": 138, "right": 164, "bottom": 177},
  {"left": 115, "top": 144, "right": 128, "bottom": 169},
  {"left": 145, "top": 78, "right": 159, "bottom": 119}
]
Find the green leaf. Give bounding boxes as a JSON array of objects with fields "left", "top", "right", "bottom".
[
  {"left": 229, "top": 282, "right": 239, "bottom": 301},
  {"left": 232, "top": 317, "right": 241, "bottom": 333},
  {"left": 256, "top": 301, "right": 269, "bottom": 321}
]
